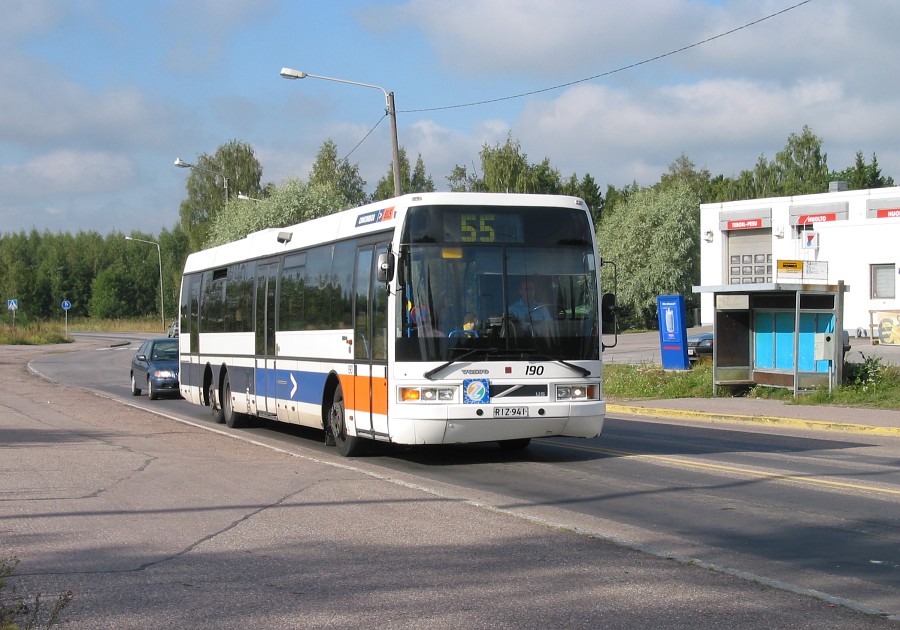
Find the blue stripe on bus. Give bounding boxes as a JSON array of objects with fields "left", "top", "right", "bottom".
[{"left": 255, "top": 367, "right": 329, "bottom": 404}]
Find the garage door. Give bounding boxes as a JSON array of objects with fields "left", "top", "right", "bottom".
[{"left": 726, "top": 228, "right": 772, "bottom": 285}]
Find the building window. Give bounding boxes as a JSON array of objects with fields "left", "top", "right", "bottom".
[{"left": 871, "top": 264, "right": 896, "bottom": 299}]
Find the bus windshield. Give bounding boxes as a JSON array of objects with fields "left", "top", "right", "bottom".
[{"left": 396, "top": 205, "right": 599, "bottom": 362}]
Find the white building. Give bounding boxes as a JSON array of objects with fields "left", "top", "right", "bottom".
[{"left": 699, "top": 185, "right": 900, "bottom": 343}]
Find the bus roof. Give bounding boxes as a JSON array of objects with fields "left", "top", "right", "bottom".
[{"left": 182, "top": 192, "right": 590, "bottom": 274}]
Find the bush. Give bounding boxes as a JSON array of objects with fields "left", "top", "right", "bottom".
[{"left": 0, "top": 557, "right": 72, "bottom": 629}]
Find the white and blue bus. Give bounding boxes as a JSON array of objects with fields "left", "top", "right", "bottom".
[{"left": 178, "top": 192, "right": 610, "bottom": 456}]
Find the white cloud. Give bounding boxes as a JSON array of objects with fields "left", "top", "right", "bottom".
[{"left": 0, "top": 150, "right": 136, "bottom": 198}]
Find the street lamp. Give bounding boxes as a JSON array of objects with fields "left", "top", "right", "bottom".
[
  {"left": 237, "top": 192, "right": 262, "bottom": 202},
  {"left": 280, "top": 67, "right": 402, "bottom": 197},
  {"left": 174, "top": 157, "right": 230, "bottom": 200},
  {"left": 125, "top": 236, "right": 165, "bottom": 331}
]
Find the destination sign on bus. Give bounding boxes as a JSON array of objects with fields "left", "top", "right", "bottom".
[{"left": 443, "top": 211, "right": 524, "bottom": 243}]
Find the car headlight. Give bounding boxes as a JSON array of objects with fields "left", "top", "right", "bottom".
[
  {"left": 556, "top": 384, "right": 598, "bottom": 401},
  {"left": 399, "top": 386, "right": 456, "bottom": 402},
  {"left": 152, "top": 369, "right": 177, "bottom": 379}
]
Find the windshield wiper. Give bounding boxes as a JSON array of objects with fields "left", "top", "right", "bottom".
[
  {"left": 423, "top": 347, "right": 498, "bottom": 380},
  {"left": 518, "top": 350, "right": 591, "bottom": 377}
]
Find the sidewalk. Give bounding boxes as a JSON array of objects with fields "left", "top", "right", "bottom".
[{"left": 610, "top": 396, "right": 900, "bottom": 436}]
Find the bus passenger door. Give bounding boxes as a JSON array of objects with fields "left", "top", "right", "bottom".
[
  {"left": 352, "top": 243, "right": 389, "bottom": 438},
  {"left": 182, "top": 274, "right": 202, "bottom": 404},
  {"left": 255, "top": 262, "right": 278, "bottom": 414}
]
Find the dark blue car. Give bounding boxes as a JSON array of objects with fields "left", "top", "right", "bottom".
[{"left": 130, "top": 338, "right": 180, "bottom": 400}]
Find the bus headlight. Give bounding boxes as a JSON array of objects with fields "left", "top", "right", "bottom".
[
  {"left": 556, "top": 384, "right": 598, "bottom": 401},
  {"left": 399, "top": 386, "right": 457, "bottom": 402}
]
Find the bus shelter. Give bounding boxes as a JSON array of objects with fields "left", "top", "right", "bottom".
[{"left": 692, "top": 282, "right": 847, "bottom": 396}]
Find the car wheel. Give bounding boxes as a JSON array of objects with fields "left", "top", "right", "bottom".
[
  {"left": 130, "top": 373, "right": 141, "bottom": 396},
  {"left": 222, "top": 374, "right": 247, "bottom": 428},
  {"left": 327, "top": 383, "right": 366, "bottom": 457},
  {"left": 148, "top": 377, "right": 158, "bottom": 401}
]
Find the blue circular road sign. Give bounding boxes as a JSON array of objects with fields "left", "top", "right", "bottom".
[{"left": 61, "top": 300, "right": 72, "bottom": 310}]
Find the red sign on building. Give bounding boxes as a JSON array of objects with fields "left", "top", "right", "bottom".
[
  {"left": 876, "top": 207, "right": 900, "bottom": 219},
  {"left": 726, "top": 218, "right": 763, "bottom": 230},
  {"left": 797, "top": 213, "right": 837, "bottom": 225}
]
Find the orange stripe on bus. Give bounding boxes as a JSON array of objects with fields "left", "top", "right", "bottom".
[{"left": 338, "top": 373, "right": 388, "bottom": 416}]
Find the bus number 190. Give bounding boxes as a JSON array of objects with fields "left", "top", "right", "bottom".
[{"left": 525, "top": 365, "right": 544, "bottom": 376}]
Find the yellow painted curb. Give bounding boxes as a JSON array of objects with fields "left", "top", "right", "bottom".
[{"left": 607, "top": 403, "right": 900, "bottom": 437}]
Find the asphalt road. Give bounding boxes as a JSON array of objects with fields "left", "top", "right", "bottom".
[{"left": 4, "top": 334, "right": 899, "bottom": 628}]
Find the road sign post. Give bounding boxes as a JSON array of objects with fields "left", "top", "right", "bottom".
[
  {"left": 61, "top": 300, "right": 72, "bottom": 336},
  {"left": 7, "top": 299, "right": 18, "bottom": 328}
]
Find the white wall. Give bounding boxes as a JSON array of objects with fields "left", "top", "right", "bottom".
[{"left": 698, "top": 187, "right": 900, "bottom": 336}]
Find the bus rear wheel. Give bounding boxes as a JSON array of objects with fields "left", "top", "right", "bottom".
[
  {"left": 222, "top": 374, "right": 248, "bottom": 429},
  {"left": 328, "top": 384, "right": 366, "bottom": 457},
  {"left": 208, "top": 379, "right": 224, "bottom": 424}
]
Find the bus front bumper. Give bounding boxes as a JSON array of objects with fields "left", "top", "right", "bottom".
[{"left": 386, "top": 400, "right": 605, "bottom": 445}]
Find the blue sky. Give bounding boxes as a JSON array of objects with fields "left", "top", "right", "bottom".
[{"left": 2, "top": 0, "right": 899, "bottom": 236}]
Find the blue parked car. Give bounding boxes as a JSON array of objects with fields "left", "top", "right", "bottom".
[{"left": 130, "top": 338, "right": 180, "bottom": 400}]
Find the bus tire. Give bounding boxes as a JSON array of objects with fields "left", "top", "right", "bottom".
[
  {"left": 222, "top": 374, "right": 248, "bottom": 429},
  {"left": 328, "top": 383, "right": 366, "bottom": 457},
  {"left": 208, "top": 379, "right": 224, "bottom": 424},
  {"left": 498, "top": 438, "right": 531, "bottom": 450}
]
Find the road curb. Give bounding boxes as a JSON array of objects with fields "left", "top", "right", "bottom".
[{"left": 607, "top": 403, "right": 900, "bottom": 437}]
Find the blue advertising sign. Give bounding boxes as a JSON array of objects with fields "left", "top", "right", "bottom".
[{"left": 657, "top": 295, "right": 689, "bottom": 370}]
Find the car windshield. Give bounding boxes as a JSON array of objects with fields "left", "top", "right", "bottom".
[{"left": 151, "top": 340, "right": 178, "bottom": 360}]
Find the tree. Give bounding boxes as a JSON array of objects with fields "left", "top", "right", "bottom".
[
  {"left": 773, "top": 125, "right": 829, "bottom": 195},
  {"left": 373, "top": 148, "right": 435, "bottom": 200},
  {"left": 597, "top": 181, "right": 700, "bottom": 328},
  {"left": 658, "top": 154, "right": 714, "bottom": 203},
  {"left": 447, "top": 163, "right": 477, "bottom": 192},
  {"left": 178, "top": 140, "right": 263, "bottom": 252},
  {"left": 204, "top": 178, "right": 350, "bottom": 247},
  {"left": 479, "top": 135, "right": 532, "bottom": 192},
  {"left": 831, "top": 151, "right": 895, "bottom": 190},
  {"left": 89, "top": 264, "right": 139, "bottom": 319},
  {"left": 309, "top": 140, "right": 368, "bottom": 207},
  {"left": 562, "top": 173, "right": 603, "bottom": 224}
]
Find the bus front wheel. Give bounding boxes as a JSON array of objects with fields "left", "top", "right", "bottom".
[{"left": 328, "top": 384, "right": 366, "bottom": 457}]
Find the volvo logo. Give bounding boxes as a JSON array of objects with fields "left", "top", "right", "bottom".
[{"left": 461, "top": 369, "right": 489, "bottom": 374}]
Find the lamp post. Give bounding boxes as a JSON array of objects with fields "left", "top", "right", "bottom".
[
  {"left": 280, "top": 67, "right": 402, "bottom": 197},
  {"left": 125, "top": 236, "right": 165, "bottom": 331},
  {"left": 174, "top": 157, "right": 230, "bottom": 200},
  {"left": 237, "top": 192, "right": 262, "bottom": 202}
]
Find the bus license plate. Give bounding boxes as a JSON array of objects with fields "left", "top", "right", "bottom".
[{"left": 494, "top": 407, "right": 528, "bottom": 418}]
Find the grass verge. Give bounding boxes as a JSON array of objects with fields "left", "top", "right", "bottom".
[
  {"left": 604, "top": 357, "right": 900, "bottom": 409},
  {"left": 0, "top": 317, "right": 165, "bottom": 345}
]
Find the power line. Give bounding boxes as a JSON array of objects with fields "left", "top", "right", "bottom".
[{"left": 398, "top": 0, "right": 814, "bottom": 114}]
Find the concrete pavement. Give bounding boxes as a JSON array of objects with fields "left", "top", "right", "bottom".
[
  {"left": 8, "top": 339, "right": 899, "bottom": 628},
  {"left": 610, "top": 396, "right": 900, "bottom": 437}
]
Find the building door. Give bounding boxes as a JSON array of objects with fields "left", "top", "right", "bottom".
[{"left": 726, "top": 228, "right": 772, "bottom": 285}]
